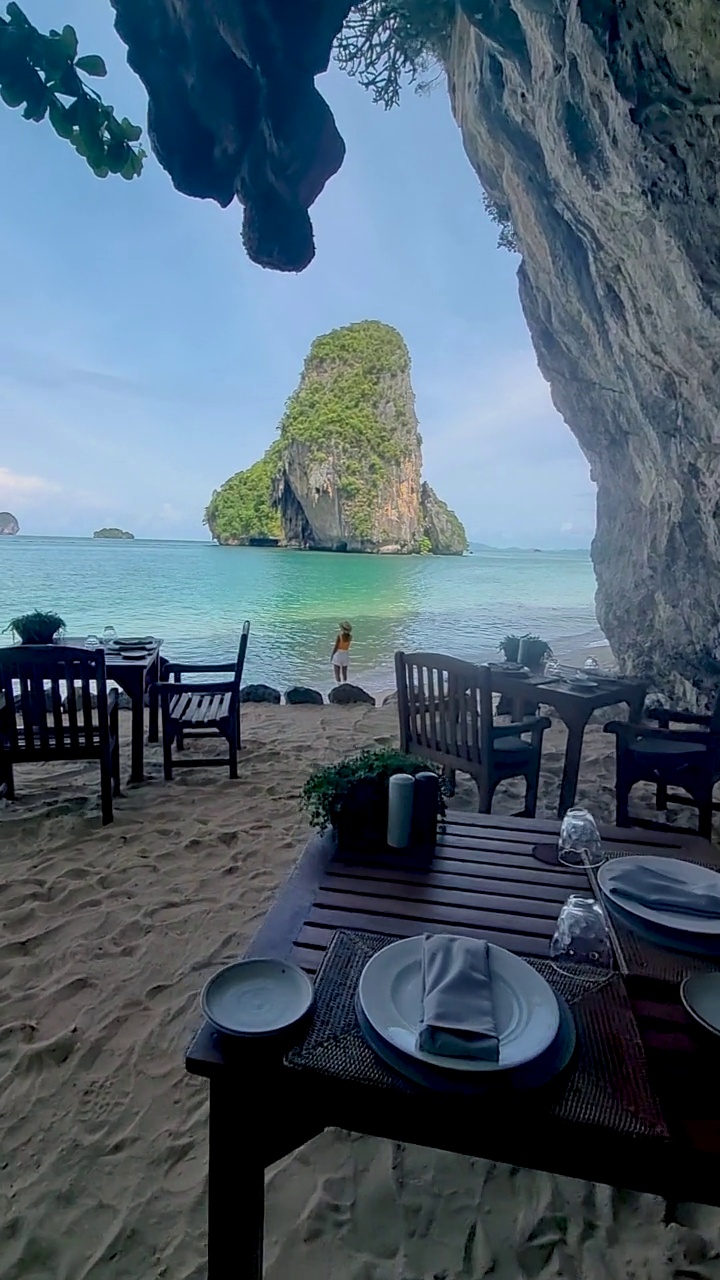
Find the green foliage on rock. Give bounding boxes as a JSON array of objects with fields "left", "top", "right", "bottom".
[
  {"left": 335, "top": 1, "right": 455, "bottom": 109},
  {"left": 0, "top": 2, "right": 145, "bottom": 179},
  {"left": 93, "top": 527, "right": 134, "bottom": 539},
  {"left": 420, "top": 482, "right": 468, "bottom": 555},
  {"left": 279, "top": 320, "right": 416, "bottom": 542},
  {"left": 204, "top": 443, "right": 283, "bottom": 544}
]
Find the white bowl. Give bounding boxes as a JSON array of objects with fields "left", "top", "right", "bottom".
[
  {"left": 680, "top": 973, "right": 720, "bottom": 1038},
  {"left": 201, "top": 958, "right": 314, "bottom": 1037}
]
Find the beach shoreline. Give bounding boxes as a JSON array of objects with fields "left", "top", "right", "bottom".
[{"left": 2, "top": 701, "right": 717, "bottom": 1276}]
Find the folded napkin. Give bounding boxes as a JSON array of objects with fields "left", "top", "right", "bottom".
[
  {"left": 417, "top": 934, "right": 499, "bottom": 1061},
  {"left": 607, "top": 863, "right": 720, "bottom": 919}
]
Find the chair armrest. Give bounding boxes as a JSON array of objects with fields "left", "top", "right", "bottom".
[
  {"left": 154, "top": 680, "right": 234, "bottom": 698},
  {"left": 646, "top": 707, "right": 712, "bottom": 727},
  {"left": 492, "top": 717, "right": 551, "bottom": 738},
  {"left": 164, "top": 662, "right": 235, "bottom": 677},
  {"left": 605, "top": 720, "right": 714, "bottom": 747},
  {"left": 108, "top": 687, "right": 119, "bottom": 711}
]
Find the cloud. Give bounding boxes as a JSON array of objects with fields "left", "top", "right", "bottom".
[
  {"left": 0, "top": 466, "right": 61, "bottom": 501},
  {"left": 159, "top": 502, "right": 184, "bottom": 522}
]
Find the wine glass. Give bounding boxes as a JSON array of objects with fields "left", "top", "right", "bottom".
[
  {"left": 550, "top": 893, "right": 613, "bottom": 975},
  {"left": 543, "top": 656, "right": 560, "bottom": 679},
  {"left": 103, "top": 625, "right": 118, "bottom": 644},
  {"left": 557, "top": 807, "right": 604, "bottom": 869},
  {"left": 85, "top": 633, "right": 101, "bottom": 650},
  {"left": 584, "top": 656, "right": 600, "bottom": 672}
]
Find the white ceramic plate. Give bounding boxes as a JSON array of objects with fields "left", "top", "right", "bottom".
[
  {"left": 681, "top": 973, "right": 720, "bottom": 1036},
  {"left": 599, "top": 856, "right": 720, "bottom": 936},
  {"left": 357, "top": 937, "right": 559, "bottom": 1073},
  {"left": 110, "top": 636, "right": 155, "bottom": 648},
  {"left": 202, "top": 959, "right": 314, "bottom": 1036}
]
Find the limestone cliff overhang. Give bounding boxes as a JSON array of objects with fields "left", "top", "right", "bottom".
[{"left": 111, "top": 0, "right": 353, "bottom": 271}]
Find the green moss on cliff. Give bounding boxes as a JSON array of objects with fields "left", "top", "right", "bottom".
[
  {"left": 280, "top": 320, "right": 414, "bottom": 541},
  {"left": 420, "top": 482, "right": 468, "bottom": 555},
  {"left": 204, "top": 443, "right": 282, "bottom": 543}
]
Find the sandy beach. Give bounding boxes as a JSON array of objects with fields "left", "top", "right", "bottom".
[{"left": 1, "top": 699, "right": 718, "bottom": 1278}]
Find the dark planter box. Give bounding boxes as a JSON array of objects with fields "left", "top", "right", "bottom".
[
  {"left": 334, "top": 777, "right": 390, "bottom": 857},
  {"left": 333, "top": 776, "right": 437, "bottom": 864}
]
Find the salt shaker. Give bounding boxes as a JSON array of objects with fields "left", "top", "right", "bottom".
[{"left": 387, "top": 774, "right": 414, "bottom": 848}]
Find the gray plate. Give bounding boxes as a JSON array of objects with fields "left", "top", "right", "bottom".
[{"left": 202, "top": 958, "right": 314, "bottom": 1037}]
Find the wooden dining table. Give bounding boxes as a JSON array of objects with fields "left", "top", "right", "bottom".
[
  {"left": 186, "top": 812, "right": 720, "bottom": 1279},
  {"left": 59, "top": 637, "right": 162, "bottom": 783},
  {"left": 491, "top": 668, "right": 647, "bottom": 818}
]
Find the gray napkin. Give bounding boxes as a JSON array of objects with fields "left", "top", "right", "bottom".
[
  {"left": 607, "top": 863, "right": 720, "bottom": 919},
  {"left": 417, "top": 934, "right": 499, "bottom": 1061}
]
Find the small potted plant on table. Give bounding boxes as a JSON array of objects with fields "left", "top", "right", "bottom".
[
  {"left": 301, "top": 747, "right": 444, "bottom": 857},
  {"left": 6, "top": 610, "right": 66, "bottom": 644}
]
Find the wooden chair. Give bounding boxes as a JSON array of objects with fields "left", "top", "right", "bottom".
[
  {"left": 154, "top": 622, "right": 250, "bottom": 780},
  {"left": 0, "top": 645, "right": 120, "bottom": 824},
  {"left": 605, "top": 691, "right": 720, "bottom": 839},
  {"left": 395, "top": 651, "right": 551, "bottom": 817}
]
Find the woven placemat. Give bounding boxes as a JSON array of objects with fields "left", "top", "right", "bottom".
[
  {"left": 285, "top": 930, "right": 668, "bottom": 1139},
  {"left": 585, "top": 852, "right": 720, "bottom": 984}
]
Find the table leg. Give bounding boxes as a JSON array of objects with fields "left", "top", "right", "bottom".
[
  {"left": 129, "top": 675, "right": 145, "bottom": 784},
  {"left": 558, "top": 718, "right": 587, "bottom": 818},
  {"left": 209, "top": 1079, "right": 264, "bottom": 1279},
  {"left": 147, "top": 655, "right": 159, "bottom": 744},
  {"left": 626, "top": 690, "right": 645, "bottom": 725}
]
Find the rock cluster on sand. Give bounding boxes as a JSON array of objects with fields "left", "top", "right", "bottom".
[
  {"left": 285, "top": 687, "right": 323, "bottom": 705},
  {"left": 328, "top": 684, "right": 376, "bottom": 706},
  {"left": 240, "top": 683, "right": 281, "bottom": 704}
]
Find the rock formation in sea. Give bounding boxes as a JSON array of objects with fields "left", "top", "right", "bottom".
[
  {"left": 93, "top": 528, "right": 135, "bottom": 540},
  {"left": 0, "top": 511, "right": 19, "bottom": 535},
  {"left": 205, "top": 321, "right": 467, "bottom": 555},
  {"left": 112, "top": 1, "right": 720, "bottom": 700}
]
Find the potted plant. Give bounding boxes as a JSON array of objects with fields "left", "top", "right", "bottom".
[
  {"left": 517, "top": 635, "right": 553, "bottom": 673},
  {"left": 301, "top": 747, "right": 444, "bottom": 856},
  {"left": 498, "top": 633, "right": 523, "bottom": 664},
  {"left": 6, "top": 610, "right": 66, "bottom": 644},
  {"left": 498, "top": 633, "right": 552, "bottom": 673}
]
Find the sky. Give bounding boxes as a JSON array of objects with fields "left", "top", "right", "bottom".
[{"left": 0, "top": 1, "right": 596, "bottom": 548}]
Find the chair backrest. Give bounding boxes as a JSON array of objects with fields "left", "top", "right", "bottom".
[
  {"left": 232, "top": 622, "right": 250, "bottom": 694},
  {"left": 394, "top": 651, "right": 494, "bottom": 773},
  {"left": 710, "top": 687, "right": 720, "bottom": 734},
  {"left": 0, "top": 645, "right": 109, "bottom": 758}
]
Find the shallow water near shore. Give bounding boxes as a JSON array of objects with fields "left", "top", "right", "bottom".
[{"left": 0, "top": 537, "right": 601, "bottom": 694}]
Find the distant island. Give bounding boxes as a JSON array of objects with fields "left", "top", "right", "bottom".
[
  {"left": 93, "top": 527, "right": 135, "bottom": 540},
  {"left": 205, "top": 321, "right": 468, "bottom": 556},
  {"left": 0, "top": 511, "right": 19, "bottom": 535}
]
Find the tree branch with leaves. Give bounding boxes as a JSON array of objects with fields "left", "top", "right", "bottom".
[{"left": 0, "top": 1, "right": 145, "bottom": 179}]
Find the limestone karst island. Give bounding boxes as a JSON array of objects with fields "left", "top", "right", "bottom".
[
  {"left": 205, "top": 321, "right": 468, "bottom": 555},
  {"left": 0, "top": 511, "right": 19, "bottom": 535}
]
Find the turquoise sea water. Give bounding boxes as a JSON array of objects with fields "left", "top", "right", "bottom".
[{"left": 0, "top": 538, "right": 602, "bottom": 695}]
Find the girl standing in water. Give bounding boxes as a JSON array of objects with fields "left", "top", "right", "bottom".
[{"left": 331, "top": 621, "right": 352, "bottom": 684}]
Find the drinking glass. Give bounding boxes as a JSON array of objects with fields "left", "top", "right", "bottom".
[
  {"left": 103, "top": 625, "right": 118, "bottom": 643},
  {"left": 85, "top": 633, "right": 101, "bottom": 650},
  {"left": 557, "top": 807, "right": 604, "bottom": 869},
  {"left": 543, "top": 656, "right": 560, "bottom": 679},
  {"left": 550, "top": 893, "right": 613, "bottom": 973},
  {"left": 584, "top": 656, "right": 600, "bottom": 672}
]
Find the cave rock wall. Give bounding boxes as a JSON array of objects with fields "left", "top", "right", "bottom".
[{"left": 447, "top": 0, "right": 720, "bottom": 702}]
